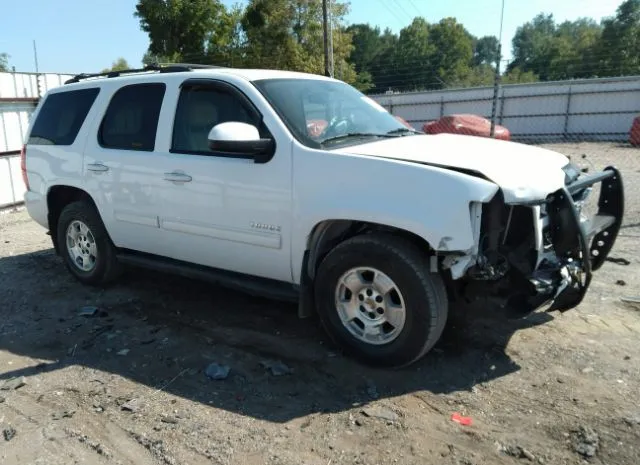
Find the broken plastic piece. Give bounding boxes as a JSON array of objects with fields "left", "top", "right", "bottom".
[{"left": 451, "top": 412, "right": 473, "bottom": 426}]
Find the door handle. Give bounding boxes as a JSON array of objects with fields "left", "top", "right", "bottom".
[
  {"left": 163, "top": 172, "right": 192, "bottom": 183},
  {"left": 87, "top": 163, "right": 109, "bottom": 172}
]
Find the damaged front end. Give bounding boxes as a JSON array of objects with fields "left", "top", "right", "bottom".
[{"left": 451, "top": 165, "right": 624, "bottom": 317}]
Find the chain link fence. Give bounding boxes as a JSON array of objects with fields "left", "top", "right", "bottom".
[{"left": 370, "top": 75, "right": 640, "bottom": 145}]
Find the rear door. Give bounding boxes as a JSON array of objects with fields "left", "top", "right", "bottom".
[{"left": 83, "top": 81, "right": 168, "bottom": 253}]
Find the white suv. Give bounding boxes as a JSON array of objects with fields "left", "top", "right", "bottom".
[{"left": 21, "top": 64, "right": 625, "bottom": 367}]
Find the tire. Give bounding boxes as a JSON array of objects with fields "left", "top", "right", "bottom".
[
  {"left": 56, "top": 200, "right": 122, "bottom": 285},
  {"left": 314, "top": 233, "right": 448, "bottom": 368}
]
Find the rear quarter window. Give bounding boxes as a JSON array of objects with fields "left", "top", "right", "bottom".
[{"left": 28, "top": 88, "right": 100, "bottom": 145}]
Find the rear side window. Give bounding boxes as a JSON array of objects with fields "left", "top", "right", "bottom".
[
  {"left": 28, "top": 88, "right": 99, "bottom": 145},
  {"left": 98, "top": 83, "right": 165, "bottom": 151}
]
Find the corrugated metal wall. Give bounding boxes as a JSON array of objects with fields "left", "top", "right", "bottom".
[
  {"left": 371, "top": 75, "right": 640, "bottom": 142},
  {"left": 0, "top": 72, "right": 73, "bottom": 208}
]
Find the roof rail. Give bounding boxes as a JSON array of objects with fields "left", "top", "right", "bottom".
[{"left": 64, "top": 63, "right": 223, "bottom": 85}]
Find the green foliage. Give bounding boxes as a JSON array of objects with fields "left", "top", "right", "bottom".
[
  {"left": 509, "top": 14, "right": 603, "bottom": 80},
  {"left": 502, "top": 67, "right": 540, "bottom": 84},
  {"left": 473, "top": 36, "right": 500, "bottom": 66},
  {"left": 0, "top": 53, "right": 9, "bottom": 72},
  {"left": 131, "top": 0, "right": 640, "bottom": 95},
  {"left": 240, "top": 0, "right": 357, "bottom": 83},
  {"left": 101, "top": 57, "right": 130, "bottom": 73},
  {"left": 597, "top": 0, "right": 640, "bottom": 76},
  {"left": 134, "top": 0, "right": 226, "bottom": 63}
]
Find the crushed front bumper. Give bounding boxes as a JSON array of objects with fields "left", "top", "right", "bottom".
[{"left": 541, "top": 166, "right": 624, "bottom": 312}]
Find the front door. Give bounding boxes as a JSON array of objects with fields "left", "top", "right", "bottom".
[{"left": 153, "top": 78, "right": 293, "bottom": 283}]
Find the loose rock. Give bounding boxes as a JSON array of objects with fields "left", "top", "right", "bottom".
[
  {"left": 497, "top": 443, "right": 535, "bottom": 461},
  {"left": 361, "top": 406, "right": 399, "bottom": 422},
  {"left": 623, "top": 413, "right": 640, "bottom": 426},
  {"left": 0, "top": 376, "right": 27, "bottom": 391},
  {"left": 615, "top": 279, "right": 626, "bottom": 286},
  {"left": 0, "top": 395, "right": 5, "bottom": 403},
  {"left": 78, "top": 306, "right": 99, "bottom": 317},
  {"left": 260, "top": 360, "right": 292, "bottom": 376},
  {"left": 3, "top": 427, "right": 16, "bottom": 441},
  {"left": 161, "top": 415, "right": 179, "bottom": 424},
  {"left": 117, "top": 349, "right": 130, "bottom": 356},
  {"left": 121, "top": 399, "right": 142, "bottom": 412},
  {"left": 205, "top": 363, "right": 231, "bottom": 380},
  {"left": 572, "top": 426, "right": 599, "bottom": 458},
  {"left": 52, "top": 410, "right": 76, "bottom": 420}
]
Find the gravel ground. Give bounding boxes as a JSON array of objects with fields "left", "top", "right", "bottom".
[{"left": 0, "top": 142, "right": 639, "bottom": 465}]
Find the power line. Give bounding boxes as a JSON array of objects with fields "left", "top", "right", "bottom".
[
  {"left": 388, "top": 0, "right": 415, "bottom": 22},
  {"left": 405, "top": 0, "right": 423, "bottom": 17},
  {"left": 375, "top": 0, "right": 406, "bottom": 26}
]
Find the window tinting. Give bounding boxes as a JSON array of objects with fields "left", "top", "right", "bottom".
[
  {"left": 28, "top": 88, "right": 99, "bottom": 145},
  {"left": 99, "top": 83, "right": 166, "bottom": 151},
  {"left": 172, "top": 87, "right": 261, "bottom": 154}
]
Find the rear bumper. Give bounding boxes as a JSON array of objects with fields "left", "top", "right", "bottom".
[
  {"left": 24, "top": 190, "right": 48, "bottom": 229},
  {"left": 539, "top": 166, "right": 624, "bottom": 311}
]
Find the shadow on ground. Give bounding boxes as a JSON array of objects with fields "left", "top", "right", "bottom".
[{"left": 0, "top": 249, "right": 553, "bottom": 423}]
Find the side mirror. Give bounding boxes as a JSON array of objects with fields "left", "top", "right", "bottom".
[{"left": 208, "top": 122, "right": 275, "bottom": 163}]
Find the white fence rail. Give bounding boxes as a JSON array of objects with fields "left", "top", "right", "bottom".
[
  {"left": 0, "top": 155, "right": 24, "bottom": 209},
  {"left": 371, "top": 75, "right": 640, "bottom": 142},
  {"left": 1, "top": 72, "right": 73, "bottom": 208}
]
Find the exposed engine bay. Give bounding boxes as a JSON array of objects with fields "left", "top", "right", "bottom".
[{"left": 445, "top": 163, "right": 625, "bottom": 317}]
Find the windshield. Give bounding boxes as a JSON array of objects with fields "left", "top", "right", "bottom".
[{"left": 252, "top": 78, "right": 415, "bottom": 149}]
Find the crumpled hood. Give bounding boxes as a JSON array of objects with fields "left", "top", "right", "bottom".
[{"left": 337, "top": 133, "right": 570, "bottom": 203}]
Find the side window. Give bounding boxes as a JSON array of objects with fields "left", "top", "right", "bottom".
[
  {"left": 171, "top": 86, "right": 262, "bottom": 154},
  {"left": 28, "top": 88, "right": 99, "bottom": 145},
  {"left": 98, "top": 83, "right": 166, "bottom": 151}
]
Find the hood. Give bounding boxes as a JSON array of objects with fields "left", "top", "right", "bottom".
[{"left": 337, "top": 133, "right": 569, "bottom": 203}]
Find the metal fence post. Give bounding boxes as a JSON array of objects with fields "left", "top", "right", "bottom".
[
  {"left": 563, "top": 86, "right": 572, "bottom": 141},
  {"left": 439, "top": 97, "right": 444, "bottom": 118},
  {"left": 498, "top": 88, "right": 506, "bottom": 125},
  {"left": 6, "top": 157, "right": 18, "bottom": 210}
]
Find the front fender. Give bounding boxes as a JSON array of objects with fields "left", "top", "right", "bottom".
[{"left": 291, "top": 149, "right": 499, "bottom": 283}]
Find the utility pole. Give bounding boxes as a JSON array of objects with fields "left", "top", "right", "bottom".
[
  {"left": 322, "top": 0, "right": 334, "bottom": 78},
  {"left": 490, "top": 0, "right": 505, "bottom": 138},
  {"left": 33, "top": 40, "right": 42, "bottom": 100}
]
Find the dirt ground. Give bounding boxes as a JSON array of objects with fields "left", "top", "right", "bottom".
[{"left": 1, "top": 142, "right": 639, "bottom": 465}]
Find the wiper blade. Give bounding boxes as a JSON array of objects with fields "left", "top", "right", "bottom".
[
  {"left": 386, "top": 127, "right": 419, "bottom": 135},
  {"left": 320, "top": 132, "right": 397, "bottom": 145}
]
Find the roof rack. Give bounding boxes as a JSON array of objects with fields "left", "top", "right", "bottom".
[{"left": 64, "top": 63, "right": 223, "bottom": 85}]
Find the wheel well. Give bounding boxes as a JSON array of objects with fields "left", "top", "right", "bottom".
[
  {"left": 47, "top": 186, "right": 96, "bottom": 254},
  {"left": 304, "top": 220, "right": 433, "bottom": 281}
]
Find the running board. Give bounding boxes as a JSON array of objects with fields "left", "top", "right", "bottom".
[{"left": 116, "top": 250, "right": 299, "bottom": 303}]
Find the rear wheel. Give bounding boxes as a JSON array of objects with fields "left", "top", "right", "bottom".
[
  {"left": 314, "top": 234, "right": 448, "bottom": 368},
  {"left": 57, "top": 200, "right": 122, "bottom": 285}
]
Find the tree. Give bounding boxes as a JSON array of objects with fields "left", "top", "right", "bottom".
[
  {"left": 598, "top": 0, "right": 640, "bottom": 76},
  {"left": 473, "top": 36, "right": 500, "bottom": 66},
  {"left": 134, "top": 0, "right": 226, "bottom": 63},
  {"left": 240, "top": 0, "right": 357, "bottom": 83},
  {"left": 207, "top": 3, "right": 246, "bottom": 66},
  {"left": 509, "top": 14, "right": 602, "bottom": 81},
  {"left": 101, "top": 57, "right": 130, "bottom": 73},
  {"left": 502, "top": 66, "right": 539, "bottom": 84},
  {"left": 0, "top": 53, "right": 9, "bottom": 72},
  {"left": 429, "top": 18, "right": 474, "bottom": 87}
]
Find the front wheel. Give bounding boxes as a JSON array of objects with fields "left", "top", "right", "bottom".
[{"left": 314, "top": 234, "right": 448, "bottom": 368}]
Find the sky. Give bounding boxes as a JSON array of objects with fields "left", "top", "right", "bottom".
[{"left": 1, "top": 0, "right": 623, "bottom": 75}]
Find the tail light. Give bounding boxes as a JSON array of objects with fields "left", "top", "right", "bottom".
[{"left": 20, "top": 144, "right": 30, "bottom": 191}]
